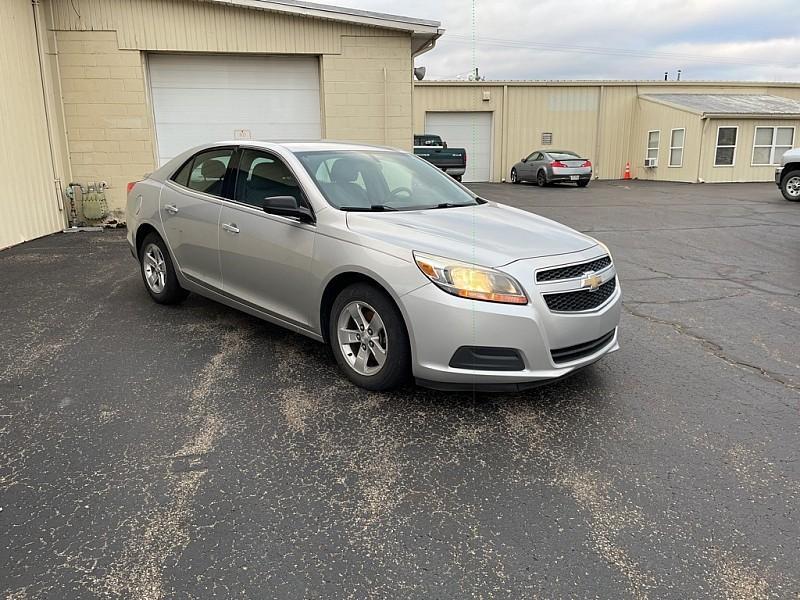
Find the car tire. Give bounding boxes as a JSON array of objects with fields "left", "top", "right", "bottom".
[
  {"left": 780, "top": 169, "right": 800, "bottom": 201},
  {"left": 138, "top": 232, "right": 189, "bottom": 305},
  {"left": 329, "top": 283, "right": 410, "bottom": 391},
  {"left": 577, "top": 180, "right": 589, "bottom": 188},
  {"left": 510, "top": 168, "right": 519, "bottom": 184},
  {"left": 453, "top": 175, "right": 463, "bottom": 182},
  {"left": 537, "top": 170, "right": 547, "bottom": 187}
]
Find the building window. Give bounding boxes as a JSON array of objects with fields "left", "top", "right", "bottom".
[
  {"left": 669, "top": 128, "right": 685, "bottom": 167},
  {"left": 714, "top": 127, "right": 738, "bottom": 167},
  {"left": 541, "top": 132, "right": 553, "bottom": 145},
  {"left": 646, "top": 130, "right": 660, "bottom": 166},
  {"left": 752, "top": 126, "right": 795, "bottom": 166}
]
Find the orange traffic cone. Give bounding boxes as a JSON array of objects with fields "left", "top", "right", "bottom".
[{"left": 623, "top": 162, "right": 632, "bottom": 180}]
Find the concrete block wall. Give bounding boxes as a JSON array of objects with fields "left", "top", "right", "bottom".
[
  {"left": 322, "top": 36, "right": 413, "bottom": 150},
  {"left": 56, "top": 31, "right": 156, "bottom": 218}
]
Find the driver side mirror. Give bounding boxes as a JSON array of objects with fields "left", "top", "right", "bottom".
[
  {"left": 443, "top": 141, "right": 448, "bottom": 149},
  {"left": 521, "top": 157, "right": 527, "bottom": 162},
  {"left": 263, "top": 196, "right": 314, "bottom": 223}
]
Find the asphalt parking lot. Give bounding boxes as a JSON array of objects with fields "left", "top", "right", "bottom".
[{"left": 1, "top": 180, "right": 798, "bottom": 599}]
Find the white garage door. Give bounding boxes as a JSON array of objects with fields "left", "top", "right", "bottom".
[
  {"left": 425, "top": 112, "right": 493, "bottom": 182},
  {"left": 148, "top": 54, "right": 321, "bottom": 165}
]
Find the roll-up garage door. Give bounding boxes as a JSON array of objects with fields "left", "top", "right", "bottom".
[
  {"left": 425, "top": 111, "right": 493, "bottom": 182},
  {"left": 148, "top": 54, "right": 321, "bottom": 165}
]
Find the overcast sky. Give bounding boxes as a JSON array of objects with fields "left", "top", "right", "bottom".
[{"left": 332, "top": 0, "right": 800, "bottom": 81}]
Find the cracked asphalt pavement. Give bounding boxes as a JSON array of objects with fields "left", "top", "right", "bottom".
[{"left": 1, "top": 180, "right": 798, "bottom": 599}]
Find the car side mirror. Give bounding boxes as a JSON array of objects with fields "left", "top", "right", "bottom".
[
  {"left": 521, "top": 157, "right": 527, "bottom": 163},
  {"left": 442, "top": 141, "right": 448, "bottom": 149},
  {"left": 263, "top": 196, "right": 314, "bottom": 223}
]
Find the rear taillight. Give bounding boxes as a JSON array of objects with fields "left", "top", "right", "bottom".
[
  {"left": 127, "top": 181, "right": 139, "bottom": 194},
  {"left": 582, "top": 160, "right": 592, "bottom": 168},
  {"left": 551, "top": 160, "right": 567, "bottom": 168}
]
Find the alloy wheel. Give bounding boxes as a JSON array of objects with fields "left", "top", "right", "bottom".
[
  {"left": 510, "top": 169, "right": 517, "bottom": 183},
  {"left": 336, "top": 301, "right": 388, "bottom": 376},
  {"left": 142, "top": 243, "right": 167, "bottom": 294}
]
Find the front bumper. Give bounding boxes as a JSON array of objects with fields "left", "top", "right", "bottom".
[
  {"left": 401, "top": 248, "right": 621, "bottom": 389},
  {"left": 775, "top": 166, "right": 783, "bottom": 186}
]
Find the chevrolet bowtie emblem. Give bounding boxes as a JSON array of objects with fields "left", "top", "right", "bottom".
[{"left": 581, "top": 272, "right": 603, "bottom": 291}]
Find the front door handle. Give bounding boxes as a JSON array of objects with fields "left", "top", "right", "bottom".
[
  {"left": 221, "top": 223, "right": 240, "bottom": 234},
  {"left": 163, "top": 204, "right": 179, "bottom": 214}
]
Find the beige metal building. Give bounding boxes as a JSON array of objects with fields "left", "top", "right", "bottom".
[
  {"left": 413, "top": 81, "right": 800, "bottom": 183},
  {"left": 4, "top": 0, "right": 800, "bottom": 251},
  {"left": 0, "top": 0, "right": 441, "bottom": 249}
]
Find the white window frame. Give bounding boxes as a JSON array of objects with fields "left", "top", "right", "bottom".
[
  {"left": 669, "top": 128, "right": 685, "bottom": 168},
  {"left": 646, "top": 130, "right": 660, "bottom": 166},
  {"left": 714, "top": 125, "right": 738, "bottom": 167},
  {"left": 751, "top": 126, "right": 795, "bottom": 166}
]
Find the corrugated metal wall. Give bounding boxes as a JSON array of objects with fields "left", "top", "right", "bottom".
[
  {"left": 700, "top": 118, "right": 800, "bottom": 183},
  {"left": 50, "top": 0, "right": 395, "bottom": 53},
  {"left": 414, "top": 82, "right": 800, "bottom": 183},
  {"left": 0, "top": 0, "right": 64, "bottom": 249},
  {"left": 632, "top": 100, "right": 703, "bottom": 183}
]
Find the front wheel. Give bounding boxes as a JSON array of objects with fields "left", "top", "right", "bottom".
[
  {"left": 780, "top": 170, "right": 800, "bottom": 201},
  {"left": 510, "top": 168, "right": 519, "bottom": 184},
  {"left": 329, "top": 283, "right": 410, "bottom": 391},
  {"left": 139, "top": 232, "right": 188, "bottom": 304}
]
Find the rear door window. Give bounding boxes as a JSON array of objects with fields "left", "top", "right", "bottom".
[{"left": 172, "top": 147, "right": 234, "bottom": 197}]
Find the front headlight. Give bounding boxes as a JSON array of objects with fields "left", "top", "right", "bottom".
[{"left": 413, "top": 252, "right": 528, "bottom": 305}]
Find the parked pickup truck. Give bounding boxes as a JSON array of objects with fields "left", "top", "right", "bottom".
[
  {"left": 776, "top": 148, "right": 800, "bottom": 201},
  {"left": 413, "top": 134, "right": 467, "bottom": 182}
]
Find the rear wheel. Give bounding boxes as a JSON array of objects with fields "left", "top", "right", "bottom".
[
  {"left": 537, "top": 170, "right": 547, "bottom": 187},
  {"left": 139, "top": 232, "right": 188, "bottom": 304},
  {"left": 510, "top": 168, "right": 519, "bottom": 184},
  {"left": 329, "top": 283, "right": 410, "bottom": 391},
  {"left": 780, "top": 170, "right": 800, "bottom": 201},
  {"left": 453, "top": 175, "right": 463, "bottom": 182},
  {"left": 577, "top": 180, "right": 589, "bottom": 188}
]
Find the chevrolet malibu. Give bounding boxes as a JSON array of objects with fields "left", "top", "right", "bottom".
[{"left": 126, "top": 142, "right": 621, "bottom": 392}]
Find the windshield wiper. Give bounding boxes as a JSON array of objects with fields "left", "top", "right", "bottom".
[
  {"left": 432, "top": 202, "right": 477, "bottom": 209},
  {"left": 339, "top": 205, "right": 397, "bottom": 212}
]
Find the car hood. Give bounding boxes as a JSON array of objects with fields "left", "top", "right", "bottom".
[{"left": 345, "top": 202, "right": 597, "bottom": 267}]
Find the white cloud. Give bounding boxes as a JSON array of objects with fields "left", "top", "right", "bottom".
[{"left": 330, "top": 0, "right": 800, "bottom": 81}]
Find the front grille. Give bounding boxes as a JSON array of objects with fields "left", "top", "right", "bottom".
[
  {"left": 536, "top": 256, "right": 612, "bottom": 282},
  {"left": 551, "top": 329, "right": 616, "bottom": 364},
  {"left": 543, "top": 277, "right": 616, "bottom": 312}
]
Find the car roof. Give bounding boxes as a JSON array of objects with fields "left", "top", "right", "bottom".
[{"left": 209, "top": 140, "right": 399, "bottom": 153}]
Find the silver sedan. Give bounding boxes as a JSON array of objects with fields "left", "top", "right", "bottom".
[
  {"left": 510, "top": 150, "right": 593, "bottom": 187},
  {"left": 126, "top": 141, "right": 620, "bottom": 391}
]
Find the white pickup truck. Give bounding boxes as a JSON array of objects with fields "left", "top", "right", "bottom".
[{"left": 776, "top": 148, "right": 800, "bottom": 201}]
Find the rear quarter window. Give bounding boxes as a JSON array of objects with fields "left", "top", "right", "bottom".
[{"left": 172, "top": 159, "right": 192, "bottom": 187}]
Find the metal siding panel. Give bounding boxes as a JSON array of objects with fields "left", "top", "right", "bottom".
[
  {"left": 701, "top": 118, "right": 800, "bottom": 183},
  {"left": 0, "top": 0, "right": 63, "bottom": 248},
  {"left": 50, "top": 0, "right": 397, "bottom": 53},
  {"left": 633, "top": 99, "right": 702, "bottom": 182}
]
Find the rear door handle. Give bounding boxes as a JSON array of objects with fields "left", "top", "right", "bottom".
[
  {"left": 221, "top": 223, "right": 240, "bottom": 234},
  {"left": 163, "top": 204, "right": 179, "bottom": 214}
]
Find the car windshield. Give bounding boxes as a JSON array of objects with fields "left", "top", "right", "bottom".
[
  {"left": 548, "top": 151, "right": 581, "bottom": 160},
  {"left": 295, "top": 150, "right": 480, "bottom": 211}
]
